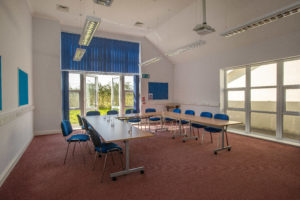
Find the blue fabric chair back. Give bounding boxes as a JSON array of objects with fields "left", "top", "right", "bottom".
[
  {"left": 200, "top": 112, "right": 213, "bottom": 118},
  {"left": 145, "top": 108, "right": 156, "bottom": 113},
  {"left": 76, "top": 114, "right": 83, "bottom": 126},
  {"left": 173, "top": 108, "right": 181, "bottom": 113},
  {"left": 107, "top": 110, "right": 118, "bottom": 115},
  {"left": 185, "top": 110, "right": 195, "bottom": 115},
  {"left": 61, "top": 120, "right": 73, "bottom": 137},
  {"left": 214, "top": 113, "right": 229, "bottom": 120},
  {"left": 87, "top": 128, "right": 102, "bottom": 148},
  {"left": 126, "top": 109, "right": 138, "bottom": 114},
  {"left": 86, "top": 111, "right": 101, "bottom": 116}
]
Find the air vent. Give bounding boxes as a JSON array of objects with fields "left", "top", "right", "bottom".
[
  {"left": 134, "top": 21, "right": 144, "bottom": 27},
  {"left": 93, "top": 0, "right": 113, "bottom": 7},
  {"left": 56, "top": 4, "right": 69, "bottom": 12}
]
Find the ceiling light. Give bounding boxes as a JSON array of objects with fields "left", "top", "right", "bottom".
[
  {"left": 93, "top": 0, "right": 113, "bottom": 7},
  {"left": 73, "top": 48, "right": 86, "bottom": 61},
  {"left": 140, "top": 57, "right": 161, "bottom": 66},
  {"left": 165, "top": 40, "right": 206, "bottom": 57},
  {"left": 221, "top": 1, "right": 300, "bottom": 37},
  {"left": 79, "top": 16, "right": 101, "bottom": 46}
]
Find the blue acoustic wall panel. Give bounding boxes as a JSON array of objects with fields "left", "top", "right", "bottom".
[
  {"left": 18, "top": 68, "right": 29, "bottom": 106},
  {"left": 0, "top": 56, "right": 2, "bottom": 110},
  {"left": 148, "top": 82, "right": 168, "bottom": 100}
]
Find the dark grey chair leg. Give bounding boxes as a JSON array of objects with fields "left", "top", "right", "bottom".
[
  {"left": 210, "top": 132, "right": 213, "bottom": 143},
  {"left": 72, "top": 142, "right": 76, "bottom": 156},
  {"left": 111, "top": 152, "right": 115, "bottom": 165},
  {"left": 64, "top": 142, "right": 70, "bottom": 164},
  {"left": 225, "top": 131, "right": 229, "bottom": 146}
]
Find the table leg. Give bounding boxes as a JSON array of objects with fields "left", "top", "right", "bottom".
[
  {"left": 110, "top": 140, "right": 144, "bottom": 180},
  {"left": 154, "top": 117, "right": 168, "bottom": 132},
  {"left": 213, "top": 126, "right": 231, "bottom": 154},
  {"left": 182, "top": 120, "right": 198, "bottom": 142},
  {"left": 172, "top": 119, "right": 186, "bottom": 139}
]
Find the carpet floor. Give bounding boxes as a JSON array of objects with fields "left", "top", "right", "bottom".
[{"left": 0, "top": 129, "right": 300, "bottom": 200}]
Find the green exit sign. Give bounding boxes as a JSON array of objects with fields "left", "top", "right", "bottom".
[{"left": 142, "top": 74, "right": 150, "bottom": 79}]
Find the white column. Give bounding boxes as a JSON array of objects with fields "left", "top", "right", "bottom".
[{"left": 119, "top": 75, "right": 125, "bottom": 114}]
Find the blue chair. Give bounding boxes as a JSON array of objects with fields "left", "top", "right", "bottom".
[
  {"left": 87, "top": 127, "right": 123, "bottom": 182},
  {"left": 126, "top": 109, "right": 141, "bottom": 126},
  {"left": 86, "top": 111, "right": 101, "bottom": 116},
  {"left": 107, "top": 110, "right": 118, "bottom": 115},
  {"left": 145, "top": 108, "right": 160, "bottom": 131},
  {"left": 165, "top": 108, "right": 181, "bottom": 122},
  {"left": 204, "top": 114, "right": 229, "bottom": 146},
  {"left": 61, "top": 120, "right": 90, "bottom": 164},
  {"left": 191, "top": 112, "right": 213, "bottom": 142},
  {"left": 76, "top": 114, "right": 85, "bottom": 133},
  {"left": 181, "top": 110, "right": 195, "bottom": 124}
]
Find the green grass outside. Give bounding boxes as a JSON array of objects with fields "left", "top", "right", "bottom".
[{"left": 69, "top": 108, "right": 112, "bottom": 125}]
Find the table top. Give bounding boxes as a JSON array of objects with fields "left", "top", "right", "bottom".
[
  {"left": 85, "top": 115, "right": 154, "bottom": 143},
  {"left": 116, "top": 112, "right": 241, "bottom": 128}
]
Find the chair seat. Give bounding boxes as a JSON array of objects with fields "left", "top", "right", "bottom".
[
  {"left": 95, "top": 143, "right": 122, "bottom": 153},
  {"left": 149, "top": 117, "right": 160, "bottom": 121},
  {"left": 165, "top": 118, "right": 175, "bottom": 122},
  {"left": 181, "top": 120, "right": 189, "bottom": 125},
  {"left": 191, "top": 123, "right": 206, "bottom": 129},
  {"left": 67, "top": 134, "right": 90, "bottom": 142},
  {"left": 128, "top": 118, "right": 141, "bottom": 123},
  {"left": 204, "top": 127, "right": 222, "bottom": 133}
]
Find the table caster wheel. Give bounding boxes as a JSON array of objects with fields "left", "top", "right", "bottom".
[
  {"left": 228, "top": 147, "right": 231, "bottom": 151},
  {"left": 112, "top": 177, "right": 117, "bottom": 181},
  {"left": 214, "top": 151, "right": 218, "bottom": 155},
  {"left": 196, "top": 138, "right": 198, "bottom": 140},
  {"left": 140, "top": 170, "right": 144, "bottom": 174}
]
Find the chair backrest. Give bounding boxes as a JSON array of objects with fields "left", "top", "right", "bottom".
[
  {"left": 86, "top": 111, "right": 101, "bottom": 116},
  {"left": 200, "top": 112, "right": 213, "bottom": 118},
  {"left": 214, "top": 113, "right": 229, "bottom": 120},
  {"left": 145, "top": 108, "right": 156, "bottom": 113},
  {"left": 173, "top": 108, "right": 181, "bottom": 113},
  {"left": 87, "top": 127, "right": 102, "bottom": 148},
  {"left": 107, "top": 110, "right": 118, "bottom": 115},
  {"left": 76, "top": 114, "right": 83, "bottom": 126},
  {"left": 81, "top": 117, "right": 89, "bottom": 131},
  {"left": 185, "top": 110, "right": 195, "bottom": 116},
  {"left": 125, "top": 109, "right": 138, "bottom": 114},
  {"left": 61, "top": 120, "right": 73, "bottom": 137}
]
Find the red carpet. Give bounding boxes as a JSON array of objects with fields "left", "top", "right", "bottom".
[{"left": 0, "top": 130, "right": 300, "bottom": 200}]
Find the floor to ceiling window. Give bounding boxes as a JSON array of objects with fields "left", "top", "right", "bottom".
[{"left": 223, "top": 56, "right": 300, "bottom": 143}]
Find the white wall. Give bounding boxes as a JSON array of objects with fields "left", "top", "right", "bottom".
[
  {"left": 0, "top": 0, "right": 34, "bottom": 185},
  {"left": 33, "top": 17, "right": 61, "bottom": 134},
  {"left": 32, "top": 19, "right": 174, "bottom": 133}
]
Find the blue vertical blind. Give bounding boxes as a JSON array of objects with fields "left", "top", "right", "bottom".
[
  {"left": 61, "top": 32, "right": 140, "bottom": 74},
  {"left": 134, "top": 75, "right": 139, "bottom": 113},
  {"left": 62, "top": 71, "right": 69, "bottom": 120}
]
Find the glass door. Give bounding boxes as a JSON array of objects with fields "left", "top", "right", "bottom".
[
  {"left": 85, "top": 76, "right": 98, "bottom": 112},
  {"left": 111, "top": 76, "right": 120, "bottom": 111}
]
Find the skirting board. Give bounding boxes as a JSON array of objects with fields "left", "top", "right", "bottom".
[
  {"left": 0, "top": 135, "right": 33, "bottom": 187},
  {"left": 35, "top": 129, "right": 61, "bottom": 136}
]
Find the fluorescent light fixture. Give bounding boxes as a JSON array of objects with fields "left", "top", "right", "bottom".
[
  {"left": 140, "top": 57, "right": 161, "bottom": 66},
  {"left": 93, "top": 0, "right": 113, "bottom": 7},
  {"left": 221, "top": 1, "right": 300, "bottom": 37},
  {"left": 79, "top": 16, "right": 101, "bottom": 46},
  {"left": 165, "top": 40, "right": 206, "bottom": 57},
  {"left": 73, "top": 48, "right": 86, "bottom": 61}
]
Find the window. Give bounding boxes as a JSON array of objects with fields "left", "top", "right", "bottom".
[
  {"left": 125, "top": 76, "right": 134, "bottom": 107},
  {"left": 69, "top": 73, "right": 81, "bottom": 126},
  {"left": 223, "top": 56, "right": 300, "bottom": 142}
]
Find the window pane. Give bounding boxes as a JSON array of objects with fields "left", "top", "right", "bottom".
[
  {"left": 86, "top": 76, "right": 96, "bottom": 109},
  {"left": 283, "top": 115, "right": 300, "bottom": 140},
  {"left": 112, "top": 77, "right": 119, "bottom": 107},
  {"left": 125, "top": 76, "right": 134, "bottom": 90},
  {"left": 226, "top": 68, "right": 245, "bottom": 88},
  {"left": 125, "top": 92, "right": 134, "bottom": 107},
  {"left": 251, "top": 88, "right": 276, "bottom": 112},
  {"left": 251, "top": 112, "right": 276, "bottom": 136},
  {"left": 228, "top": 91, "right": 244, "bottom": 108},
  {"left": 251, "top": 63, "right": 276, "bottom": 87},
  {"left": 226, "top": 110, "right": 245, "bottom": 131},
  {"left": 286, "top": 89, "right": 300, "bottom": 112},
  {"left": 69, "top": 110, "right": 81, "bottom": 127},
  {"left": 284, "top": 59, "right": 300, "bottom": 85},
  {"left": 69, "top": 92, "right": 79, "bottom": 108},
  {"left": 69, "top": 73, "right": 80, "bottom": 90}
]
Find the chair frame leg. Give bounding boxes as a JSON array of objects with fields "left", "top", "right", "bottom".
[
  {"left": 64, "top": 142, "right": 70, "bottom": 164},
  {"left": 111, "top": 152, "right": 115, "bottom": 165},
  {"left": 101, "top": 154, "right": 108, "bottom": 183},
  {"left": 225, "top": 131, "right": 229, "bottom": 146},
  {"left": 72, "top": 142, "right": 77, "bottom": 156},
  {"left": 210, "top": 132, "right": 213, "bottom": 143},
  {"left": 119, "top": 151, "right": 124, "bottom": 169}
]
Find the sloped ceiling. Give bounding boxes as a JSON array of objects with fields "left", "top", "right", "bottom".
[{"left": 28, "top": 0, "right": 300, "bottom": 65}]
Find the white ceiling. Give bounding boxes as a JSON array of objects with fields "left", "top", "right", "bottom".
[
  {"left": 28, "top": 0, "right": 300, "bottom": 64},
  {"left": 28, "top": 0, "right": 195, "bottom": 37}
]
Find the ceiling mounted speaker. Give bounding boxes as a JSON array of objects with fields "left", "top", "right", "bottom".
[{"left": 93, "top": 0, "right": 113, "bottom": 7}]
